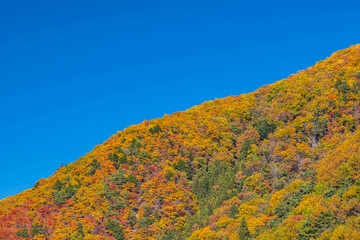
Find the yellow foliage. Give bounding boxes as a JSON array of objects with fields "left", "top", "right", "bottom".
[
  {"left": 187, "top": 226, "right": 222, "bottom": 240},
  {"left": 269, "top": 189, "right": 286, "bottom": 209}
]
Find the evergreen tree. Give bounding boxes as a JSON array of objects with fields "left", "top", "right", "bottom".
[
  {"left": 77, "top": 222, "right": 85, "bottom": 238},
  {"left": 16, "top": 228, "right": 29, "bottom": 238},
  {"left": 229, "top": 203, "right": 239, "bottom": 218},
  {"left": 149, "top": 124, "right": 162, "bottom": 134},
  {"left": 86, "top": 159, "right": 102, "bottom": 176},
  {"left": 106, "top": 220, "right": 125, "bottom": 240},
  {"left": 30, "top": 223, "right": 46, "bottom": 237},
  {"left": 238, "top": 217, "right": 250, "bottom": 240},
  {"left": 253, "top": 118, "right": 276, "bottom": 140}
]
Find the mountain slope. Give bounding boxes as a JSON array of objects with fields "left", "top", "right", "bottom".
[{"left": 1, "top": 44, "right": 360, "bottom": 240}]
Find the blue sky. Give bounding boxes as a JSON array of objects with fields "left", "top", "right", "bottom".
[{"left": 1, "top": 0, "right": 360, "bottom": 199}]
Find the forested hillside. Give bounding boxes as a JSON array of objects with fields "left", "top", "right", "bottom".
[{"left": 1, "top": 44, "right": 360, "bottom": 240}]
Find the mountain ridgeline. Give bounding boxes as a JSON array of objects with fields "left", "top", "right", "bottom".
[{"left": 1, "top": 45, "right": 360, "bottom": 240}]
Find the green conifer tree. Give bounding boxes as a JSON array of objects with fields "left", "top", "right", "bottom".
[
  {"left": 77, "top": 222, "right": 85, "bottom": 238},
  {"left": 229, "top": 203, "right": 239, "bottom": 218},
  {"left": 238, "top": 217, "right": 250, "bottom": 240}
]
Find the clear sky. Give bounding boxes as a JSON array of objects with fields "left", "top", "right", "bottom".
[{"left": 1, "top": 0, "right": 360, "bottom": 199}]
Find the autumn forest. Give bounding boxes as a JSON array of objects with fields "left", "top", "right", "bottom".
[{"left": 1, "top": 44, "right": 360, "bottom": 239}]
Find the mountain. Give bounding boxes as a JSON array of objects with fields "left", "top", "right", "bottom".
[{"left": 1, "top": 44, "right": 360, "bottom": 240}]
